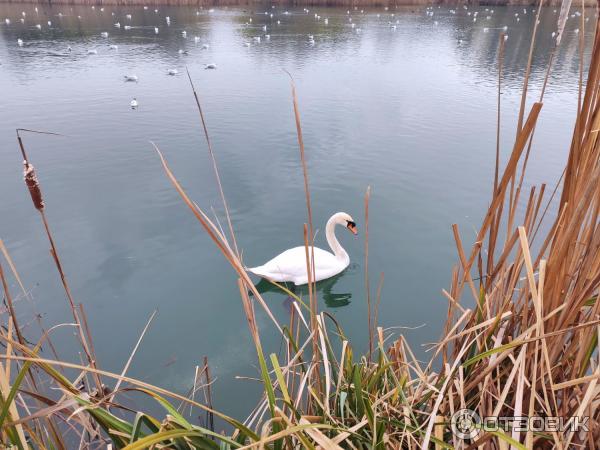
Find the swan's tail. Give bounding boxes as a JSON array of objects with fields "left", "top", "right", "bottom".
[{"left": 247, "top": 265, "right": 267, "bottom": 277}]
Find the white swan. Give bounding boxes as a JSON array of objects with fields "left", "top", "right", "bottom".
[{"left": 248, "top": 212, "right": 357, "bottom": 285}]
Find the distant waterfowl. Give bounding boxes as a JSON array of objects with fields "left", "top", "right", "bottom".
[
  {"left": 101, "top": 31, "right": 109, "bottom": 37},
  {"left": 194, "top": 36, "right": 200, "bottom": 43},
  {"left": 248, "top": 212, "right": 358, "bottom": 285},
  {"left": 167, "top": 68, "right": 178, "bottom": 75},
  {"left": 126, "top": 14, "right": 132, "bottom": 20},
  {"left": 243, "top": 42, "right": 250, "bottom": 47},
  {"left": 17, "top": 38, "right": 23, "bottom": 46},
  {"left": 124, "top": 25, "right": 131, "bottom": 30},
  {"left": 154, "top": 27, "right": 159, "bottom": 34},
  {"left": 20, "top": 18, "right": 24, "bottom": 24},
  {"left": 5, "top": 18, "right": 10, "bottom": 25},
  {"left": 114, "top": 22, "right": 121, "bottom": 28},
  {"left": 87, "top": 49, "right": 97, "bottom": 54},
  {"left": 36, "top": 24, "right": 41, "bottom": 29},
  {"left": 205, "top": 63, "right": 217, "bottom": 69},
  {"left": 110, "top": 44, "right": 118, "bottom": 50},
  {"left": 202, "top": 43, "right": 209, "bottom": 49},
  {"left": 264, "top": 34, "right": 270, "bottom": 40},
  {"left": 177, "top": 49, "right": 187, "bottom": 55},
  {"left": 253, "top": 36, "right": 261, "bottom": 43},
  {"left": 182, "top": 30, "right": 187, "bottom": 37},
  {"left": 48, "top": 21, "right": 52, "bottom": 26},
  {"left": 124, "top": 74, "right": 138, "bottom": 82},
  {"left": 130, "top": 98, "right": 138, "bottom": 108}
]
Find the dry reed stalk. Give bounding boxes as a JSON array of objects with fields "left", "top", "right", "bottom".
[
  {"left": 364, "top": 186, "right": 373, "bottom": 360},
  {"left": 202, "top": 355, "right": 214, "bottom": 433},
  {"left": 109, "top": 309, "right": 156, "bottom": 404},
  {"left": 186, "top": 68, "right": 239, "bottom": 258},
  {"left": 287, "top": 71, "right": 322, "bottom": 403}
]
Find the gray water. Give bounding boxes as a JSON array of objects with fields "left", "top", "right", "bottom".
[{"left": 0, "top": 3, "right": 594, "bottom": 421}]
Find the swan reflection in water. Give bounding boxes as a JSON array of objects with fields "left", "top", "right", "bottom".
[{"left": 252, "top": 269, "right": 354, "bottom": 309}]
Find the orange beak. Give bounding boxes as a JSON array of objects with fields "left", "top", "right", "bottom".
[{"left": 348, "top": 224, "right": 358, "bottom": 235}]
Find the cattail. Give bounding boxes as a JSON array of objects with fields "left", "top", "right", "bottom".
[{"left": 23, "top": 161, "right": 44, "bottom": 211}]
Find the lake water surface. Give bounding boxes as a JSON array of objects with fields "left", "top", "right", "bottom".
[{"left": 0, "top": 3, "right": 594, "bottom": 420}]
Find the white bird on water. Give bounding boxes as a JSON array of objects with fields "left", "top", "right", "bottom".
[
  {"left": 87, "top": 49, "right": 97, "bottom": 54},
  {"left": 124, "top": 74, "right": 138, "bottom": 82},
  {"left": 205, "top": 63, "right": 217, "bottom": 69},
  {"left": 110, "top": 44, "right": 118, "bottom": 50},
  {"left": 202, "top": 43, "right": 209, "bottom": 49},
  {"left": 5, "top": 18, "right": 10, "bottom": 25},
  {"left": 114, "top": 22, "right": 121, "bottom": 28},
  {"left": 36, "top": 24, "right": 41, "bottom": 29},
  {"left": 101, "top": 31, "right": 109, "bottom": 37},
  {"left": 130, "top": 98, "right": 138, "bottom": 109},
  {"left": 124, "top": 25, "right": 131, "bottom": 30},
  {"left": 167, "top": 68, "right": 178, "bottom": 75},
  {"left": 248, "top": 212, "right": 358, "bottom": 285},
  {"left": 17, "top": 38, "right": 23, "bottom": 46},
  {"left": 182, "top": 30, "right": 187, "bottom": 37},
  {"left": 154, "top": 27, "right": 159, "bottom": 34}
]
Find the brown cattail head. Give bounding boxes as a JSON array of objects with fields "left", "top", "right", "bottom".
[{"left": 23, "top": 161, "right": 44, "bottom": 211}]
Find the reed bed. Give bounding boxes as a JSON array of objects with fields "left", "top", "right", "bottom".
[{"left": 1, "top": 1, "right": 599, "bottom": 448}]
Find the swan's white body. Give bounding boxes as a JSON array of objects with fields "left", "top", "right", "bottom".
[{"left": 248, "top": 212, "right": 356, "bottom": 286}]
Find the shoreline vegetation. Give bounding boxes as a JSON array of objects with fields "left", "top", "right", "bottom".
[
  {"left": 0, "top": 0, "right": 597, "bottom": 7},
  {"left": 1, "top": 0, "right": 600, "bottom": 449}
]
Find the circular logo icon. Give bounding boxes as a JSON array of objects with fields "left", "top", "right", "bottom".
[{"left": 451, "top": 408, "right": 481, "bottom": 440}]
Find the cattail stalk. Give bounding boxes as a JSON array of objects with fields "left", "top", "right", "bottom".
[{"left": 16, "top": 129, "right": 101, "bottom": 393}]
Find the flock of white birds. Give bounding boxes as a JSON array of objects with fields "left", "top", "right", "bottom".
[{"left": 3, "top": 4, "right": 591, "bottom": 109}]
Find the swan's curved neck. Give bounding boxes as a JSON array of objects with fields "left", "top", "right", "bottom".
[{"left": 326, "top": 216, "right": 349, "bottom": 263}]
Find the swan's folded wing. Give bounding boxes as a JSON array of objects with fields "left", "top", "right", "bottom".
[{"left": 248, "top": 246, "right": 338, "bottom": 282}]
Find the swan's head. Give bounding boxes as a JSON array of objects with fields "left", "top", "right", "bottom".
[{"left": 333, "top": 212, "right": 358, "bottom": 236}]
